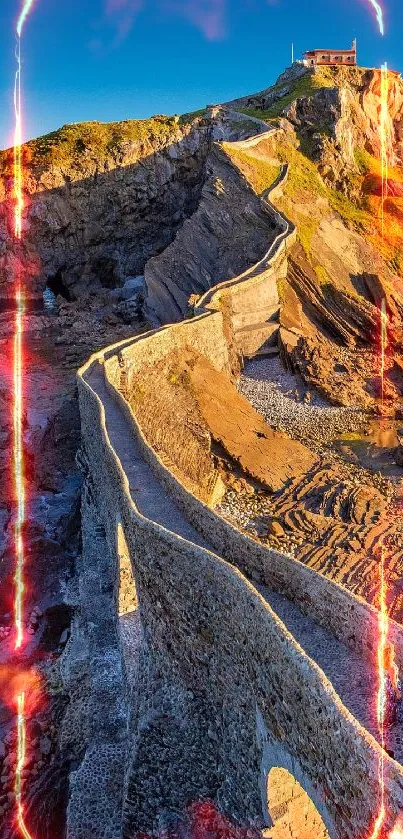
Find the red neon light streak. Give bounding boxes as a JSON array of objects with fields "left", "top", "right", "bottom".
[
  {"left": 13, "top": 11, "right": 26, "bottom": 652},
  {"left": 13, "top": 28, "right": 26, "bottom": 639},
  {"left": 13, "top": 279, "right": 25, "bottom": 653},
  {"left": 12, "top": 3, "right": 37, "bottom": 838}
]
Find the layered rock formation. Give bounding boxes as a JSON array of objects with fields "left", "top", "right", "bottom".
[
  {"left": 144, "top": 144, "right": 280, "bottom": 323},
  {"left": 0, "top": 110, "right": 266, "bottom": 303},
  {"left": 2, "top": 59, "right": 403, "bottom": 839}
]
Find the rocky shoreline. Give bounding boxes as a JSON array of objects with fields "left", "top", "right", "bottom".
[
  {"left": 216, "top": 355, "right": 403, "bottom": 619},
  {"left": 239, "top": 356, "right": 365, "bottom": 450},
  {"left": 0, "top": 291, "right": 146, "bottom": 839}
]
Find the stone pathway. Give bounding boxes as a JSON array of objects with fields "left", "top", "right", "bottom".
[
  {"left": 263, "top": 588, "right": 403, "bottom": 764},
  {"left": 88, "top": 362, "right": 211, "bottom": 548},
  {"left": 87, "top": 360, "right": 403, "bottom": 767}
]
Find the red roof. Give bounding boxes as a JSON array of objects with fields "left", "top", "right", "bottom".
[{"left": 304, "top": 49, "right": 356, "bottom": 55}]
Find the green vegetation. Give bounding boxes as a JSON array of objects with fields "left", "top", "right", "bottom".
[
  {"left": 328, "top": 188, "right": 368, "bottom": 228},
  {"left": 224, "top": 126, "right": 372, "bottom": 268},
  {"left": 222, "top": 144, "right": 281, "bottom": 195},
  {"left": 0, "top": 115, "right": 183, "bottom": 172},
  {"left": 178, "top": 109, "right": 206, "bottom": 126},
  {"left": 276, "top": 274, "right": 287, "bottom": 302},
  {"left": 355, "top": 148, "right": 375, "bottom": 175},
  {"left": 314, "top": 265, "right": 330, "bottom": 286},
  {"left": 389, "top": 249, "right": 403, "bottom": 274},
  {"left": 239, "top": 67, "right": 336, "bottom": 122}
]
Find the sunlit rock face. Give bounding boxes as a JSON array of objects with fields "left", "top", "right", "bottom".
[
  {"left": 0, "top": 110, "right": 266, "bottom": 302},
  {"left": 0, "top": 118, "right": 212, "bottom": 299}
]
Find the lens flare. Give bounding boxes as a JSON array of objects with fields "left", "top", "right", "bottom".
[
  {"left": 369, "top": 540, "right": 388, "bottom": 839},
  {"left": 366, "top": 0, "right": 385, "bottom": 35},
  {"left": 17, "top": 0, "right": 37, "bottom": 38},
  {"left": 369, "top": 61, "right": 396, "bottom": 839},
  {"left": 380, "top": 298, "right": 388, "bottom": 405}
]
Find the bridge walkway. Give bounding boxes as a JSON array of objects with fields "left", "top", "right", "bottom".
[{"left": 87, "top": 361, "right": 403, "bottom": 765}]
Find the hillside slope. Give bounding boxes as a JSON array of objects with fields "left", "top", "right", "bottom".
[
  {"left": 0, "top": 110, "right": 264, "bottom": 300},
  {"left": 221, "top": 64, "right": 403, "bottom": 413}
]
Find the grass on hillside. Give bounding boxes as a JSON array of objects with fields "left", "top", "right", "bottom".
[
  {"left": 226, "top": 129, "right": 403, "bottom": 278},
  {"left": 224, "top": 130, "right": 370, "bottom": 266},
  {"left": 238, "top": 67, "right": 336, "bottom": 122},
  {"left": 0, "top": 115, "right": 183, "bottom": 173},
  {"left": 221, "top": 144, "right": 281, "bottom": 195}
]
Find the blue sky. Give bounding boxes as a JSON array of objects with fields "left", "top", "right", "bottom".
[{"left": 0, "top": 0, "right": 402, "bottom": 149}]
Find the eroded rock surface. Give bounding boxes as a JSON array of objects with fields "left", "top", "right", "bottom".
[
  {"left": 128, "top": 347, "right": 316, "bottom": 502},
  {"left": 145, "top": 144, "right": 280, "bottom": 323}
]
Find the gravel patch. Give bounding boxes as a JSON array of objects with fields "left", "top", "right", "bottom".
[{"left": 240, "top": 356, "right": 365, "bottom": 450}]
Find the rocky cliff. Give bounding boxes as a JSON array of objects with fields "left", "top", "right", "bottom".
[
  {"left": 0, "top": 116, "right": 211, "bottom": 299},
  {"left": 2, "top": 60, "right": 403, "bottom": 839},
  {"left": 221, "top": 65, "right": 403, "bottom": 413},
  {"left": 0, "top": 109, "right": 266, "bottom": 303}
]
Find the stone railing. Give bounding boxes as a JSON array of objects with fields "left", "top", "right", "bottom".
[
  {"left": 195, "top": 131, "right": 296, "bottom": 316},
  {"left": 77, "top": 131, "right": 403, "bottom": 838}
]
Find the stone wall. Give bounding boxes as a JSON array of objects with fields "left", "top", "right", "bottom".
[
  {"left": 77, "top": 137, "right": 403, "bottom": 838},
  {"left": 78, "top": 343, "right": 403, "bottom": 838},
  {"left": 103, "top": 310, "right": 233, "bottom": 395},
  {"left": 101, "top": 254, "right": 403, "bottom": 675}
]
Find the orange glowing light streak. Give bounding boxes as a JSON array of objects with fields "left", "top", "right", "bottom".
[
  {"left": 15, "top": 692, "right": 34, "bottom": 839},
  {"left": 366, "top": 0, "right": 385, "bottom": 35},
  {"left": 369, "top": 61, "right": 393, "bottom": 839},
  {"left": 380, "top": 63, "right": 389, "bottom": 240}
]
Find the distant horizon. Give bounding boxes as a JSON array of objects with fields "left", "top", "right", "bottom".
[{"left": 1, "top": 0, "right": 402, "bottom": 150}]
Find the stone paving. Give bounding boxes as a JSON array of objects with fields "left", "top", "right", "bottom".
[
  {"left": 263, "top": 588, "right": 403, "bottom": 765},
  {"left": 87, "top": 360, "right": 403, "bottom": 788}
]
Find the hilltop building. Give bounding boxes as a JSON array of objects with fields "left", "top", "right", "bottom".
[{"left": 303, "top": 40, "right": 357, "bottom": 67}]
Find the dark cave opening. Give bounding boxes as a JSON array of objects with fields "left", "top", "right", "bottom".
[{"left": 46, "top": 269, "right": 73, "bottom": 301}]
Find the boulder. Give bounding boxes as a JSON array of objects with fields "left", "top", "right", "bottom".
[{"left": 121, "top": 275, "right": 146, "bottom": 300}]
